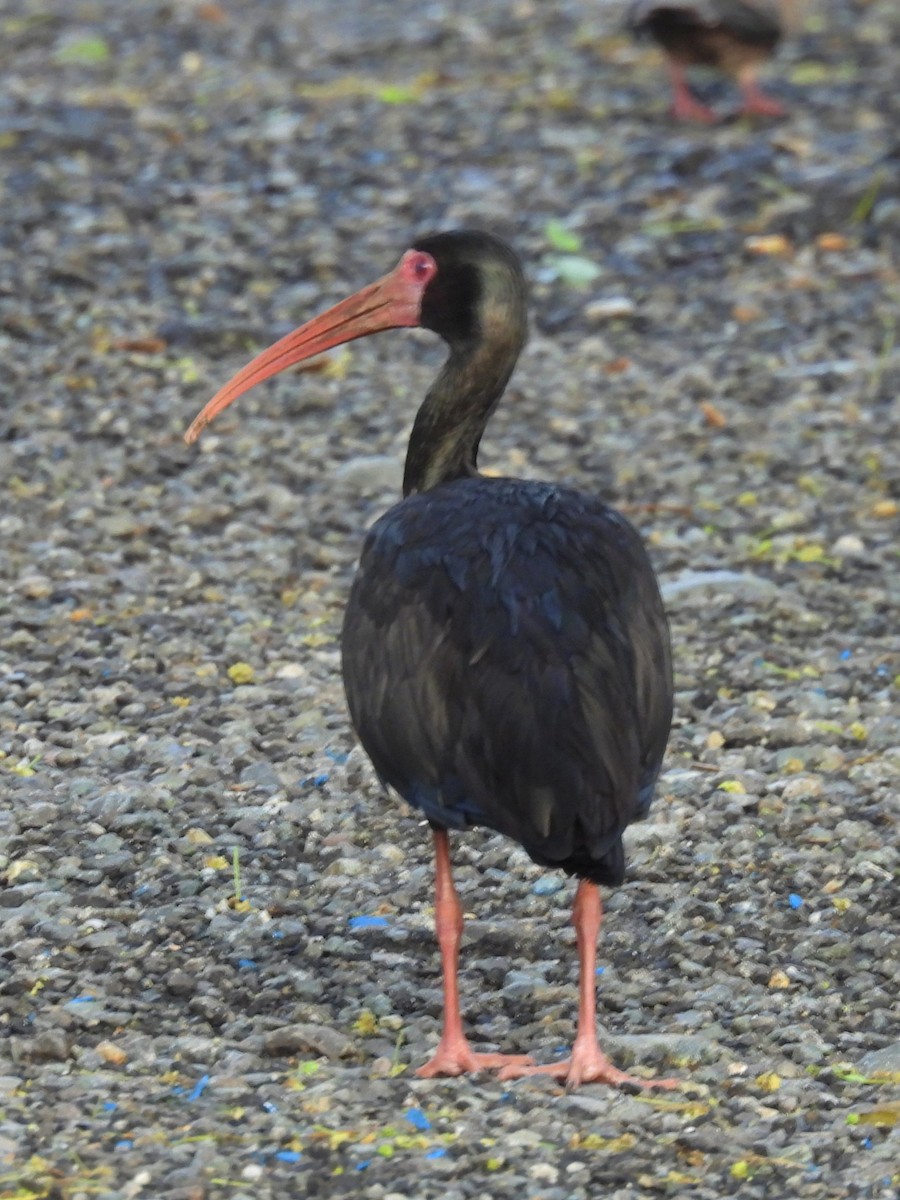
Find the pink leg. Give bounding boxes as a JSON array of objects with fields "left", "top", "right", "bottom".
[
  {"left": 416, "top": 829, "right": 534, "bottom": 1078},
  {"left": 499, "top": 880, "right": 678, "bottom": 1089},
  {"left": 668, "top": 62, "right": 717, "bottom": 124},
  {"left": 738, "top": 71, "right": 785, "bottom": 118}
]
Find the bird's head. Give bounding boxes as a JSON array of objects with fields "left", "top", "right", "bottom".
[
  {"left": 412, "top": 230, "right": 526, "bottom": 351},
  {"left": 184, "top": 230, "right": 525, "bottom": 444}
]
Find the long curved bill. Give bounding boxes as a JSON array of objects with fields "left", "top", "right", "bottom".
[{"left": 184, "top": 250, "right": 431, "bottom": 444}]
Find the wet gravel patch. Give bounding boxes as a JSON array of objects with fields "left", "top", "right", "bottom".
[{"left": 1, "top": 0, "right": 898, "bottom": 1196}]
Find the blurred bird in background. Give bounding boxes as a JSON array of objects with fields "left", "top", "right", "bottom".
[{"left": 627, "top": 0, "right": 804, "bottom": 122}]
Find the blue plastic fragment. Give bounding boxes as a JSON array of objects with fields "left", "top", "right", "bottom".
[
  {"left": 115, "top": 1140, "right": 133, "bottom": 1151},
  {"left": 325, "top": 748, "right": 349, "bottom": 764},
  {"left": 348, "top": 915, "right": 389, "bottom": 930},
  {"left": 275, "top": 1149, "right": 302, "bottom": 1163},
  {"left": 69, "top": 995, "right": 97, "bottom": 1004},
  {"left": 238, "top": 958, "right": 258, "bottom": 970},
  {"left": 187, "top": 1074, "right": 210, "bottom": 1101},
  {"left": 356, "top": 1160, "right": 371, "bottom": 1171},
  {"left": 405, "top": 1107, "right": 431, "bottom": 1131},
  {"left": 839, "top": 649, "right": 852, "bottom": 660},
  {"left": 271, "top": 929, "right": 285, "bottom": 939},
  {"left": 861, "top": 1137, "right": 873, "bottom": 1150},
  {"left": 788, "top": 894, "right": 803, "bottom": 909},
  {"left": 103, "top": 1101, "right": 117, "bottom": 1112},
  {"left": 425, "top": 1148, "right": 447, "bottom": 1159},
  {"left": 595, "top": 966, "right": 605, "bottom": 976},
  {"left": 262, "top": 1100, "right": 278, "bottom": 1114}
]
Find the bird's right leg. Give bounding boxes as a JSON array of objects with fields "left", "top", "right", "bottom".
[
  {"left": 498, "top": 881, "right": 679, "bottom": 1088},
  {"left": 736, "top": 66, "right": 785, "bottom": 118},
  {"left": 668, "top": 62, "right": 717, "bottom": 123},
  {"left": 416, "top": 827, "right": 534, "bottom": 1077}
]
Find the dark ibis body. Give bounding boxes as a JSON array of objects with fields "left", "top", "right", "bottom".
[
  {"left": 186, "top": 231, "right": 676, "bottom": 1089},
  {"left": 627, "top": 0, "right": 795, "bottom": 122}
]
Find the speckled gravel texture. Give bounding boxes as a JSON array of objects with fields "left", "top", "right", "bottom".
[{"left": 0, "top": 0, "right": 898, "bottom": 1197}]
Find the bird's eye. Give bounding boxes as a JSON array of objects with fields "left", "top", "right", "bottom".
[{"left": 408, "top": 251, "right": 436, "bottom": 281}]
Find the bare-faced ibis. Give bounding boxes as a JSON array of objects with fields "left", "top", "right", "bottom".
[
  {"left": 186, "top": 231, "right": 676, "bottom": 1089},
  {"left": 627, "top": 0, "right": 798, "bottom": 122}
]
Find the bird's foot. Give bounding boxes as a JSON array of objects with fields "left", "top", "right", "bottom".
[
  {"left": 739, "top": 87, "right": 785, "bottom": 119},
  {"left": 416, "top": 1036, "right": 535, "bottom": 1078},
  {"left": 497, "top": 1039, "right": 679, "bottom": 1090},
  {"left": 670, "top": 93, "right": 717, "bottom": 124}
]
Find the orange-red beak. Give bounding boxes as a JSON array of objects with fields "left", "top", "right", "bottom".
[{"left": 184, "top": 248, "right": 437, "bottom": 444}]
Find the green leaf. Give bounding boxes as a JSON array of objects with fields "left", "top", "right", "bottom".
[
  {"left": 545, "top": 220, "right": 582, "bottom": 253},
  {"left": 788, "top": 62, "right": 830, "bottom": 85},
  {"left": 789, "top": 61, "right": 857, "bottom": 85},
  {"left": 376, "top": 85, "right": 417, "bottom": 104},
  {"left": 851, "top": 171, "right": 886, "bottom": 225},
  {"left": 546, "top": 254, "right": 601, "bottom": 289},
  {"left": 56, "top": 37, "right": 111, "bottom": 64}
]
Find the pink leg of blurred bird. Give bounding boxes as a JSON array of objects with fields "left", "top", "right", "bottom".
[
  {"left": 499, "top": 880, "right": 678, "bottom": 1088},
  {"left": 417, "top": 828, "right": 535, "bottom": 1077},
  {"left": 738, "top": 70, "right": 785, "bottom": 118},
  {"left": 668, "top": 62, "right": 717, "bottom": 123}
]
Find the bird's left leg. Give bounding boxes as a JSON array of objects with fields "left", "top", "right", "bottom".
[
  {"left": 416, "top": 827, "right": 534, "bottom": 1077},
  {"left": 667, "top": 61, "right": 717, "bottom": 123},
  {"left": 499, "top": 880, "right": 678, "bottom": 1088},
  {"left": 737, "top": 66, "right": 785, "bottom": 117}
]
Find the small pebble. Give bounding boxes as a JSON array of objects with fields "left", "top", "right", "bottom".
[{"left": 532, "top": 875, "right": 564, "bottom": 896}]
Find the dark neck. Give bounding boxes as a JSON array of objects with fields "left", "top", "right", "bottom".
[{"left": 402, "top": 330, "right": 524, "bottom": 496}]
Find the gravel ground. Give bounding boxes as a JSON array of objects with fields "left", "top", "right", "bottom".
[{"left": 1, "top": 1, "right": 898, "bottom": 1197}]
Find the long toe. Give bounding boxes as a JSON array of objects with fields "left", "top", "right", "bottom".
[
  {"left": 417, "top": 1044, "right": 535, "bottom": 1078},
  {"left": 741, "top": 94, "right": 785, "bottom": 118},
  {"left": 497, "top": 1043, "right": 680, "bottom": 1089},
  {"left": 671, "top": 95, "right": 717, "bottom": 123}
]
